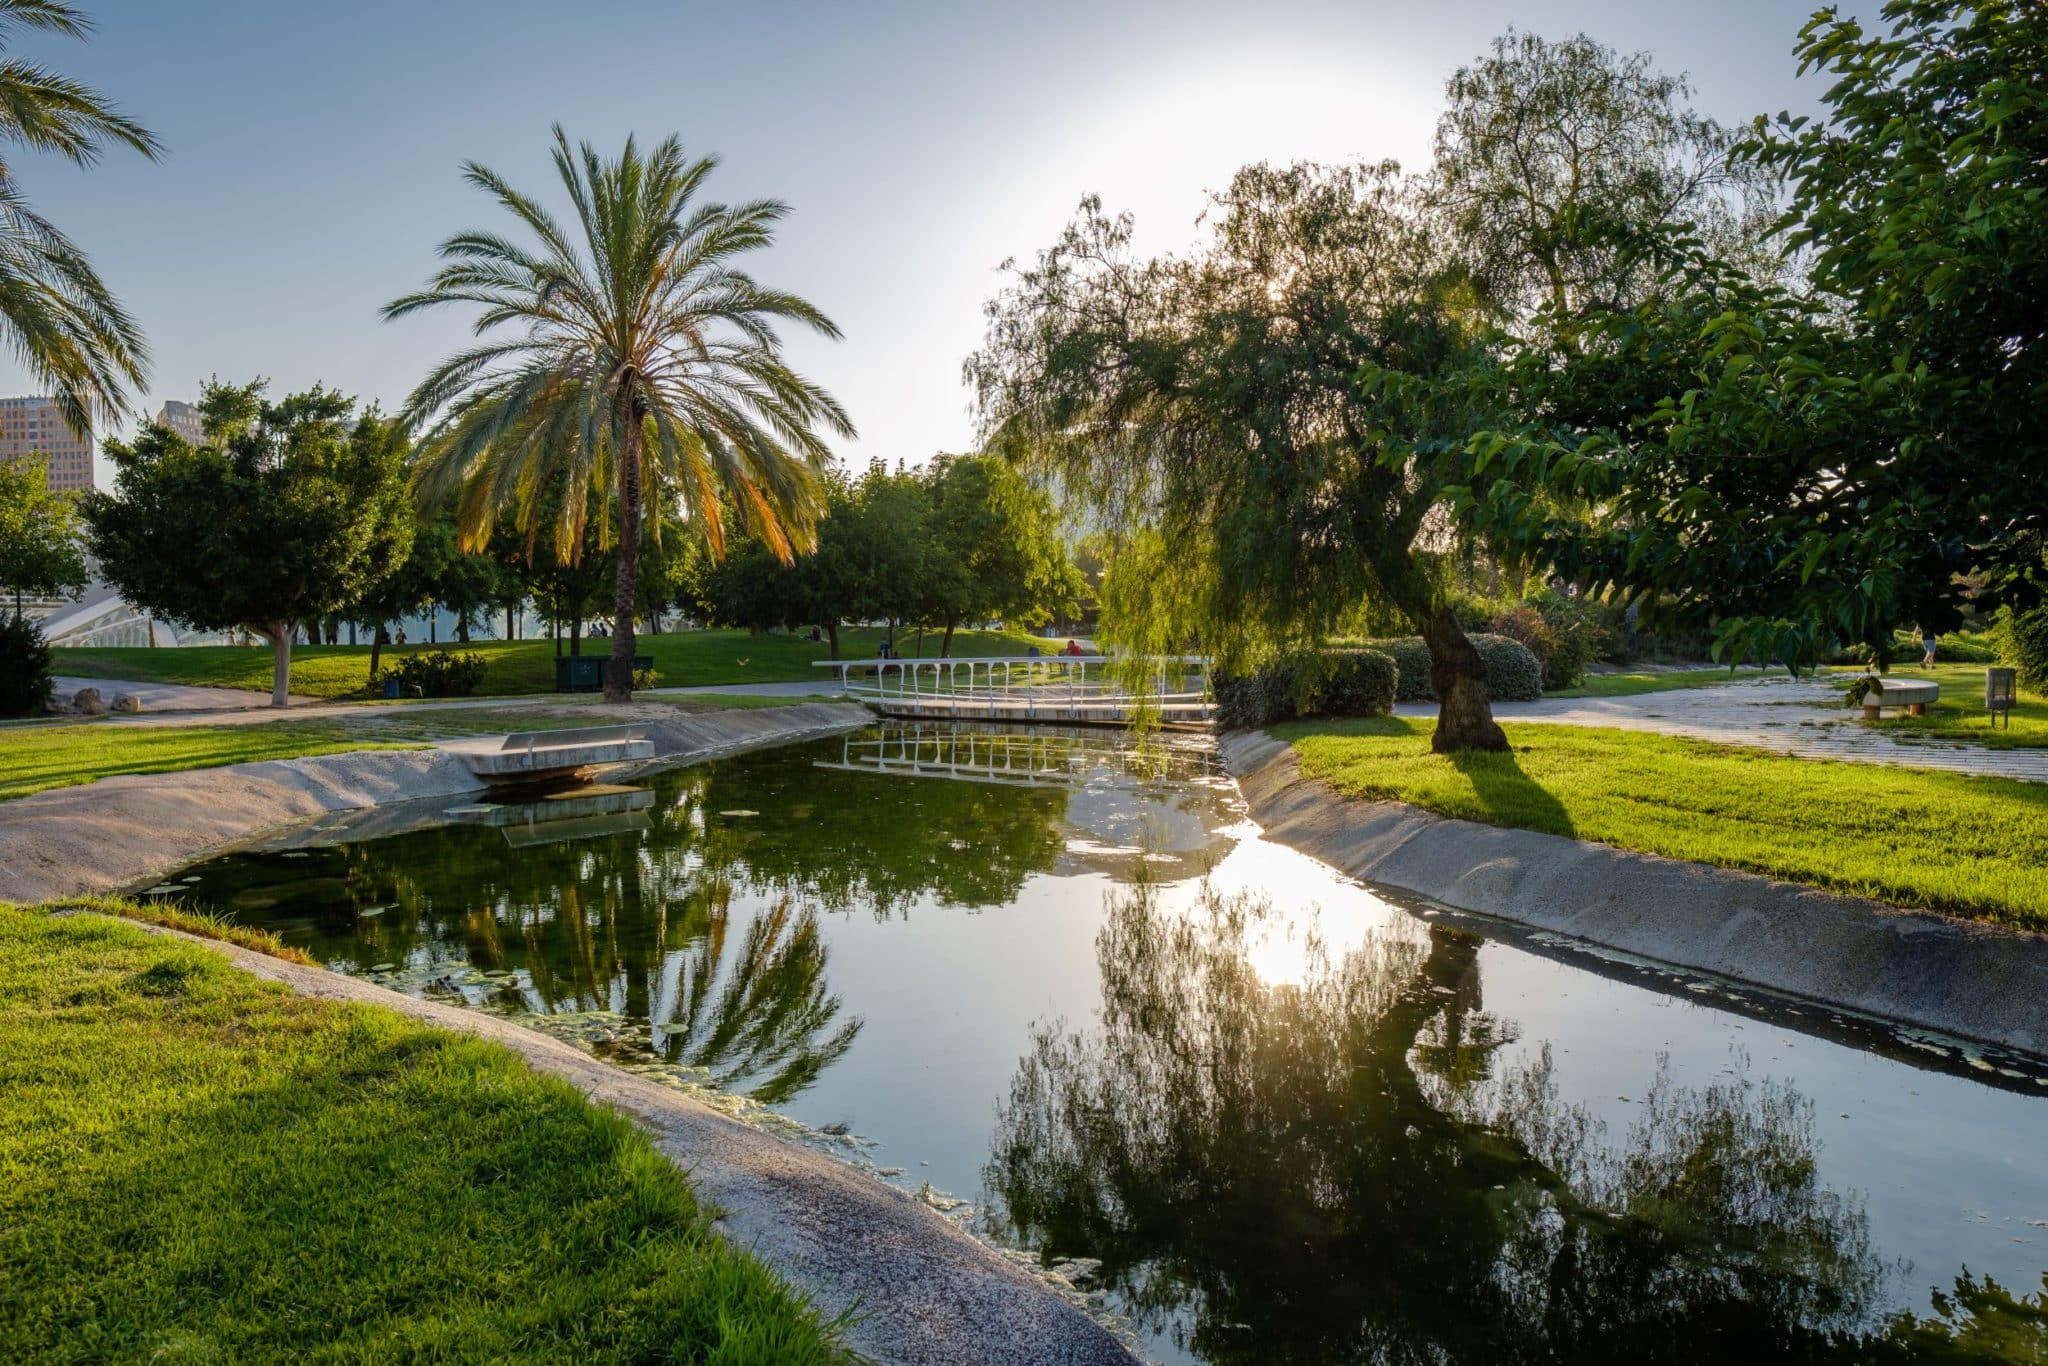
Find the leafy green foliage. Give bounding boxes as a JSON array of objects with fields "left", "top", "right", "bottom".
[
  {"left": 1995, "top": 607, "right": 2048, "bottom": 691},
  {"left": 376, "top": 648, "right": 488, "bottom": 698},
  {"left": 1216, "top": 648, "right": 1399, "bottom": 730},
  {"left": 389, "top": 126, "right": 851, "bottom": 702},
  {"left": 0, "top": 611, "right": 53, "bottom": 715},
  {"left": 1489, "top": 592, "right": 1613, "bottom": 691},
  {"left": 1358, "top": 633, "right": 1542, "bottom": 702},
  {"left": 83, "top": 380, "right": 415, "bottom": 704},
  {"left": 0, "top": 454, "right": 86, "bottom": 613}
]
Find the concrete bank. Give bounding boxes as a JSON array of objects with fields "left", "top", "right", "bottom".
[
  {"left": 107, "top": 918, "right": 1133, "bottom": 1366},
  {"left": 0, "top": 702, "right": 873, "bottom": 904},
  {"left": 1224, "top": 731, "right": 2048, "bottom": 1058}
]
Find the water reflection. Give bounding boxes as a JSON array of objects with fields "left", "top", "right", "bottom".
[{"left": 985, "top": 885, "right": 1886, "bottom": 1364}]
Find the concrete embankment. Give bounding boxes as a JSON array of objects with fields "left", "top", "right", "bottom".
[
  {"left": 0, "top": 702, "right": 873, "bottom": 904},
  {"left": 1224, "top": 731, "right": 2048, "bottom": 1058}
]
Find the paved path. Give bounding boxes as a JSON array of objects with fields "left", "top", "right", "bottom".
[
  {"left": 1395, "top": 674, "right": 2048, "bottom": 783},
  {"left": 52, "top": 676, "right": 319, "bottom": 713}
]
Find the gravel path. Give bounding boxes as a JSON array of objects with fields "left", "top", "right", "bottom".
[
  {"left": 51, "top": 675, "right": 319, "bottom": 712},
  {"left": 1395, "top": 675, "right": 2048, "bottom": 783}
]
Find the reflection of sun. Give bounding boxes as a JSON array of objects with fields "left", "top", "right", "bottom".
[{"left": 1243, "top": 915, "right": 1321, "bottom": 988}]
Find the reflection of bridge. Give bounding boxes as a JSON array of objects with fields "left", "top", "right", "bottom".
[
  {"left": 815, "top": 723, "right": 1222, "bottom": 791},
  {"left": 813, "top": 655, "right": 1213, "bottom": 727}
]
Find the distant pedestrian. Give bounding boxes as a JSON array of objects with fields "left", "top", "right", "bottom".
[
  {"left": 1919, "top": 627, "right": 1937, "bottom": 669},
  {"left": 395, "top": 626, "right": 407, "bottom": 646}
]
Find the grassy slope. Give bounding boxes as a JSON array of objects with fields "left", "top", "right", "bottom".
[
  {"left": 1832, "top": 662, "right": 2048, "bottom": 749},
  {"left": 55, "top": 626, "right": 1049, "bottom": 700},
  {"left": 0, "top": 696, "right": 808, "bottom": 801},
  {"left": 0, "top": 908, "right": 845, "bottom": 1364},
  {"left": 1280, "top": 716, "right": 2048, "bottom": 929}
]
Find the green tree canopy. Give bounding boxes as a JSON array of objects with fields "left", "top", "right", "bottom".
[
  {"left": 919, "top": 452, "right": 1082, "bottom": 654},
  {"left": 387, "top": 126, "right": 852, "bottom": 702},
  {"left": 0, "top": 453, "right": 86, "bottom": 619},
  {"left": 85, "top": 380, "right": 414, "bottom": 706}
]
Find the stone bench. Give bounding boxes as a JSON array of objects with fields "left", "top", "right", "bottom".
[
  {"left": 1860, "top": 678, "right": 1939, "bottom": 720},
  {"left": 455, "top": 725, "right": 655, "bottom": 781}
]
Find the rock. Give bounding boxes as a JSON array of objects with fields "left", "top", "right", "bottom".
[
  {"left": 71, "top": 687, "right": 104, "bottom": 716},
  {"left": 112, "top": 693, "right": 142, "bottom": 713}
]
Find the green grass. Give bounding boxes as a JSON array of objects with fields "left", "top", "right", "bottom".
[
  {"left": 1545, "top": 665, "right": 1788, "bottom": 699},
  {"left": 0, "top": 907, "right": 847, "bottom": 1364},
  {"left": 1829, "top": 662, "right": 2048, "bottom": 749},
  {"left": 0, "top": 696, "right": 819, "bottom": 801},
  {"left": 1280, "top": 716, "right": 2048, "bottom": 929},
  {"left": 55, "top": 626, "right": 1050, "bottom": 700},
  {"left": 0, "top": 721, "right": 423, "bottom": 801}
]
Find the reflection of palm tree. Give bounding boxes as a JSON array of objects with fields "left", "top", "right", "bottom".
[{"left": 985, "top": 885, "right": 1881, "bottom": 1364}]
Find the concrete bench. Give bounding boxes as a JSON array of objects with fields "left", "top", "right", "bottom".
[
  {"left": 457, "top": 725, "right": 655, "bottom": 781},
  {"left": 1860, "top": 678, "right": 1939, "bottom": 720}
]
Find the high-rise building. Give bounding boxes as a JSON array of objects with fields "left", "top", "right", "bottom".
[
  {"left": 155, "top": 399, "right": 204, "bottom": 445},
  {"left": 0, "top": 396, "right": 93, "bottom": 492}
]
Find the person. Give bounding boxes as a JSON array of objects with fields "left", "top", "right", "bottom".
[
  {"left": 1063, "top": 639, "right": 1084, "bottom": 657},
  {"left": 1919, "top": 626, "right": 1936, "bottom": 669},
  {"left": 395, "top": 626, "right": 407, "bottom": 646}
]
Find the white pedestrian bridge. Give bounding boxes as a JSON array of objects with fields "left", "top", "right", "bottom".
[{"left": 813, "top": 654, "right": 1214, "bottom": 728}]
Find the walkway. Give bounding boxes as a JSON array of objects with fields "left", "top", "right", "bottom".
[
  {"left": 52, "top": 676, "right": 319, "bottom": 713},
  {"left": 1395, "top": 674, "right": 2048, "bottom": 783}
]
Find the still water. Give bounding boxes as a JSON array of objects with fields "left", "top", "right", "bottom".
[{"left": 171, "top": 722, "right": 2048, "bottom": 1363}]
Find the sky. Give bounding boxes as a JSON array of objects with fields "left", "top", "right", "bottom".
[{"left": 1, "top": 0, "right": 1864, "bottom": 484}]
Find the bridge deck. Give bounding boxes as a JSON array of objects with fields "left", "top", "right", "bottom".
[{"left": 814, "top": 654, "right": 1214, "bottom": 728}]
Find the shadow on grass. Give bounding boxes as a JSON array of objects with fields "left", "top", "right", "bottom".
[{"left": 1446, "top": 746, "right": 1576, "bottom": 839}]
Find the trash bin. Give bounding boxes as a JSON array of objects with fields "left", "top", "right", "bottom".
[{"left": 382, "top": 679, "right": 401, "bottom": 700}]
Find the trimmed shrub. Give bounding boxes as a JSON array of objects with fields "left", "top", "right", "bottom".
[
  {"left": 0, "top": 613, "right": 54, "bottom": 716},
  {"left": 376, "top": 649, "right": 488, "bottom": 698},
  {"left": 1364, "top": 633, "right": 1543, "bottom": 702},
  {"left": 1996, "top": 607, "right": 2048, "bottom": 690},
  {"left": 1214, "top": 648, "right": 1397, "bottom": 730}
]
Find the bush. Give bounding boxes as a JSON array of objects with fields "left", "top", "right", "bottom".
[
  {"left": 1996, "top": 607, "right": 2048, "bottom": 689},
  {"left": 1363, "top": 633, "right": 1543, "bottom": 702},
  {"left": 0, "top": 614, "right": 54, "bottom": 716},
  {"left": 376, "top": 649, "right": 488, "bottom": 698},
  {"left": 1214, "top": 648, "right": 1397, "bottom": 730}
]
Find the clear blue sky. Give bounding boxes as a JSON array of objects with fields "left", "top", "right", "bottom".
[{"left": 4, "top": 0, "right": 1859, "bottom": 479}]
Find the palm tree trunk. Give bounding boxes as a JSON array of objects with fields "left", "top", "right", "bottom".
[{"left": 606, "top": 410, "right": 645, "bottom": 702}]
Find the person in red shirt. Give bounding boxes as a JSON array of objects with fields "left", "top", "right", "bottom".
[{"left": 1063, "top": 639, "right": 1084, "bottom": 657}]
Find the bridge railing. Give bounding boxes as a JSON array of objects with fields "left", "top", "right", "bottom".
[{"left": 812, "top": 654, "right": 1213, "bottom": 725}]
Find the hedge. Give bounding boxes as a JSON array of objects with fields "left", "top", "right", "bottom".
[
  {"left": 1216, "top": 648, "right": 1398, "bottom": 730},
  {"left": 1363, "top": 633, "right": 1543, "bottom": 702}
]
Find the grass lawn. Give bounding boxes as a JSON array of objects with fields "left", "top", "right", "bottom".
[
  {"left": 1279, "top": 716, "right": 2048, "bottom": 929},
  {"left": 1546, "top": 665, "right": 1788, "bottom": 699},
  {"left": 1828, "top": 662, "right": 2048, "bottom": 750},
  {"left": 55, "top": 626, "right": 1049, "bottom": 700},
  {"left": 0, "top": 907, "right": 846, "bottom": 1363},
  {"left": 0, "top": 697, "right": 810, "bottom": 801}
]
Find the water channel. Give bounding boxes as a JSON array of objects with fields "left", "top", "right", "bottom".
[{"left": 165, "top": 721, "right": 2048, "bottom": 1362}]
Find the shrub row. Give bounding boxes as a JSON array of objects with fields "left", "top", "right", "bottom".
[
  {"left": 1363, "top": 633, "right": 1543, "bottom": 702},
  {"left": 1215, "top": 648, "right": 1398, "bottom": 730},
  {"left": 375, "top": 649, "right": 488, "bottom": 698}
]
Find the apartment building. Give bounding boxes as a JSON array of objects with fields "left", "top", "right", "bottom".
[
  {"left": 0, "top": 396, "right": 92, "bottom": 491},
  {"left": 155, "top": 399, "right": 205, "bottom": 445}
]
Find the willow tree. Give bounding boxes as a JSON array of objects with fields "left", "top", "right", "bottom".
[
  {"left": 386, "top": 127, "right": 852, "bottom": 702},
  {"left": 0, "top": 0, "right": 160, "bottom": 433},
  {"left": 970, "top": 163, "right": 1510, "bottom": 751}
]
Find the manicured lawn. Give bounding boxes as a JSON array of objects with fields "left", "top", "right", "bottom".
[
  {"left": 55, "top": 626, "right": 1050, "bottom": 700},
  {"left": 1280, "top": 716, "right": 2048, "bottom": 929},
  {"left": 1833, "top": 662, "right": 2048, "bottom": 749},
  {"left": 0, "top": 721, "right": 423, "bottom": 801},
  {"left": 0, "top": 908, "right": 846, "bottom": 1363},
  {"left": 1546, "top": 665, "right": 1787, "bottom": 699}
]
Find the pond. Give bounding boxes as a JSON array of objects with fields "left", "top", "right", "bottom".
[{"left": 168, "top": 721, "right": 2048, "bottom": 1363}]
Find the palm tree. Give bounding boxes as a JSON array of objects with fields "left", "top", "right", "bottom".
[
  {"left": 386, "top": 126, "right": 852, "bottom": 701},
  {"left": 0, "top": 0, "right": 160, "bottom": 435}
]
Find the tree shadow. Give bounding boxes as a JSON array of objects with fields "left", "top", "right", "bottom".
[{"left": 1446, "top": 744, "right": 1577, "bottom": 839}]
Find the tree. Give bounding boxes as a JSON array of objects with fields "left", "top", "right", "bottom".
[
  {"left": 0, "top": 1, "right": 160, "bottom": 435},
  {"left": 971, "top": 166, "right": 1513, "bottom": 751},
  {"left": 0, "top": 453, "right": 85, "bottom": 620},
  {"left": 920, "top": 453, "right": 1082, "bottom": 655},
  {"left": 85, "top": 381, "right": 414, "bottom": 706},
  {"left": 387, "top": 126, "right": 853, "bottom": 702}
]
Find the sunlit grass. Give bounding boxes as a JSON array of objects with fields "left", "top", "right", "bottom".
[
  {"left": 1545, "top": 665, "right": 1788, "bottom": 699},
  {"left": 0, "top": 907, "right": 848, "bottom": 1363},
  {"left": 1826, "top": 662, "right": 2048, "bottom": 750},
  {"left": 1281, "top": 716, "right": 2048, "bottom": 929},
  {"left": 0, "top": 721, "right": 422, "bottom": 801},
  {"left": 55, "top": 627, "right": 1050, "bottom": 700}
]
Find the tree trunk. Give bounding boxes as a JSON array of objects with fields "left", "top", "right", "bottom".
[
  {"left": 266, "top": 623, "right": 293, "bottom": 709},
  {"left": 1421, "top": 605, "right": 1508, "bottom": 753},
  {"left": 941, "top": 622, "right": 957, "bottom": 658},
  {"left": 825, "top": 621, "right": 839, "bottom": 660},
  {"left": 507, "top": 605, "right": 516, "bottom": 641},
  {"left": 367, "top": 625, "right": 385, "bottom": 683},
  {"left": 455, "top": 613, "right": 470, "bottom": 644},
  {"left": 606, "top": 410, "right": 645, "bottom": 702}
]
